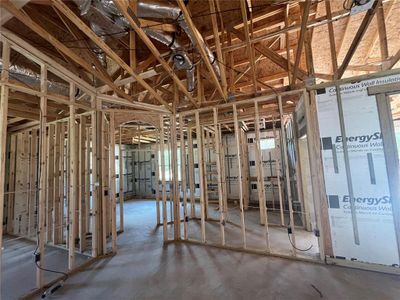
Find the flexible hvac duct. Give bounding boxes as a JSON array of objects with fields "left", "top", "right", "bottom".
[
  {"left": 142, "top": 28, "right": 195, "bottom": 92},
  {"left": 73, "top": 0, "right": 220, "bottom": 92},
  {"left": 136, "top": 0, "right": 220, "bottom": 78},
  {"left": 0, "top": 63, "right": 69, "bottom": 96},
  {"left": 137, "top": 0, "right": 181, "bottom": 20},
  {"left": 176, "top": 15, "right": 221, "bottom": 78}
]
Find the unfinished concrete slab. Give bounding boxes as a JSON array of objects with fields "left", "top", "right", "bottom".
[{"left": 30, "top": 200, "right": 400, "bottom": 300}]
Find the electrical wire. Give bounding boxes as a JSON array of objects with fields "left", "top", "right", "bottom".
[
  {"left": 34, "top": 259, "right": 69, "bottom": 279},
  {"left": 287, "top": 231, "right": 313, "bottom": 251},
  {"left": 343, "top": 0, "right": 355, "bottom": 10},
  {"left": 23, "top": 2, "right": 296, "bottom": 52},
  {"left": 211, "top": 56, "right": 280, "bottom": 97},
  {"left": 30, "top": 97, "right": 69, "bottom": 294}
]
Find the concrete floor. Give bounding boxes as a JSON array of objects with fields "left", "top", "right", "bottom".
[
  {"left": 185, "top": 202, "right": 320, "bottom": 259},
  {"left": 2, "top": 235, "right": 90, "bottom": 299},
  {"left": 17, "top": 199, "right": 399, "bottom": 300}
]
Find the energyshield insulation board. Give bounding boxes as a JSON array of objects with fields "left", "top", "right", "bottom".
[{"left": 316, "top": 75, "right": 400, "bottom": 266}]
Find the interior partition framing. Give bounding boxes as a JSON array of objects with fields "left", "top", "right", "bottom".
[
  {"left": 172, "top": 88, "right": 329, "bottom": 261},
  {"left": 0, "top": 29, "right": 123, "bottom": 296}
]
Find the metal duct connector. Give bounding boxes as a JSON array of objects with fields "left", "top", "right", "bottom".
[
  {"left": 186, "top": 66, "right": 195, "bottom": 93},
  {"left": 72, "top": 0, "right": 219, "bottom": 93},
  {"left": 136, "top": 0, "right": 220, "bottom": 78},
  {"left": 143, "top": 28, "right": 195, "bottom": 92},
  {"left": 176, "top": 15, "right": 221, "bottom": 78}
]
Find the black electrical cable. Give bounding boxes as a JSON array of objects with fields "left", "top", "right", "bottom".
[
  {"left": 34, "top": 259, "right": 69, "bottom": 278},
  {"left": 211, "top": 56, "right": 280, "bottom": 96},
  {"left": 29, "top": 94, "right": 69, "bottom": 296},
  {"left": 343, "top": 0, "right": 355, "bottom": 10},
  {"left": 285, "top": 217, "right": 313, "bottom": 252},
  {"left": 28, "top": 2, "right": 289, "bottom": 48},
  {"left": 287, "top": 231, "right": 313, "bottom": 251}
]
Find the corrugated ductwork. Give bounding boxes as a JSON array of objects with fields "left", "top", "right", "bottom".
[
  {"left": 176, "top": 15, "right": 221, "bottom": 78},
  {"left": 137, "top": 0, "right": 181, "bottom": 21},
  {"left": 142, "top": 27, "right": 195, "bottom": 92},
  {"left": 136, "top": 0, "right": 220, "bottom": 80},
  {"left": 0, "top": 63, "right": 69, "bottom": 96},
  {"left": 73, "top": 0, "right": 219, "bottom": 92}
]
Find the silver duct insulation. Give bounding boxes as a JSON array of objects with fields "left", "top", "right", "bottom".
[
  {"left": 176, "top": 15, "right": 221, "bottom": 78},
  {"left": 142, "top": 28, "right": 194, "bottom": 92},
  {"left": 136, "top": 0, "right": 220, "bottom": 79},
  {"left": 0, "top": 62, "right": 69, "bottom": 96},
  {"left": 137, "top": 0, "right": 181, "bottom": 20},
  {"left": 73, "top": 0, "right": 219, "bottom": 92}
]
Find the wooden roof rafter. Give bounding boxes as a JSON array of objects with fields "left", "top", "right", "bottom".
[
  {"left": 239, "top": 0, "right": 257, "bottom": 93},
  {"left": 231, "top": 27, "right": 308, "bottom": 81},
  {"left": 0, "top": 0, "right": 135, "bottom": 104},
  {"left": 50, "top": 0, "right": 173, "bottom": 111},
  {"left": 209, "top": 0, "right": 228, "bottom": 98},
  {"left": 337, "top": 0, "right": 380, "bottom": 79},
  {"left": 291, "top": 0, "right": 311, "bottom": 85},
  {"left": 177, "top": 0, "right": 226, "bottom": 101},
  {"left": 112, "top": 0, "right": 198, "bottom": 109}
]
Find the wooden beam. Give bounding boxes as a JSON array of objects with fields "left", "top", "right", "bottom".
[
  {"left": 233, "top": 104, "right": 247, "bottom": 247},
  {"left": 209, "top": 0, "right": 227, "bottom": 97},
  {"left": 376, "top": 93, "right": 400, "bottom": 262},
  {"left": 52, "top": 6, "right": 112, "bottom": 81},
  {"left": 109, "top": 112, "right": 117, "bottom": 253},
  {"left": 177, "top": 0, "right": 226, "bottom": 100},
  {"left": 0, "top": 40, "right": 10, "bottom": 288},
  {"left": 179, "top": 115, "right": 188, "bottom": 239},
  {"left": 46, "top": 124, "right": 55, "bottom": 243},
  {"left": 278, "top": 96, "right": 297, "bottom": 255},
  {"left": 195, "top": 111, "right": 206, "bottom": 242},
  {"left": 36, "top": 63, "right": 47, "bottom": 288},
  {"left": 53, "top": 122, "right": 61, "bottom": 244},
  {"left": 284, "top": 4, "right": 292, "bottom": 86},
  {"left": 213, "top": 108, "right": 225, "bottom": 245},
  {"left": 234, "top": 53, "right": 263, "bottom": 85},
  {"left": 364, "top": 1, "right": 394, "bottom": 65},
  {"left": 376, "top": 1, "right": 389, "bottom": 63},
  {"left": 160, "top": 115, "right": 168, "bottom": 241},
  {"left": 292, "top": 0, "right": 311, "bottom": 85},
  {"left": 50, "top": 0, "right": 172, "bottom": 110},
  {"left": 170, "top": 111, "right": 180, "bottom": 240},
  {"left": 91, "top": 97, "right": 100, "bottom": 257},
  {"left": 223, "top": 8, "right": 350, "bottom": 53},
  {"left": 337, "top": 0, "right": 380, "bottom": 79},
  {"left": 118, "top": 127, "right": 124, "bottom": 231},
  {"left": 231, "top": 28, "right": 308, "bottom": 80},
  {"left": 187, "top": 127, "right": 196, "bottom": 218},
  {"left": 254, "top": 101, "right": 270, "bottom": 251},
  {"left": 129, "top": 3, "right": 137, "bottom": 96},
  {"left": 388, "top": 49, "right": 400, "bottom": 69},
  {"left": 139, "top": 19, "right": 176, "bottom": 32},
  {"left": 78, "top": 116, "right": 87, "bottom": 252},
  {"left": 240, "top": 0, "right": 257, "bottom": 92},
  {"left": 113, "top": 1, "right": 198, "bottom": 108},
  {"left": 0, "top": 1, "right": 132, "bottom": 101},
  {"left": 325, "top": 0, "right": 338, "bottom": 78},
  {"left": 7, "top": 117, "right": 23, "bottom": 125},
  {"left": 68, "top": 83, "right": 77, "bottom": 270}
]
